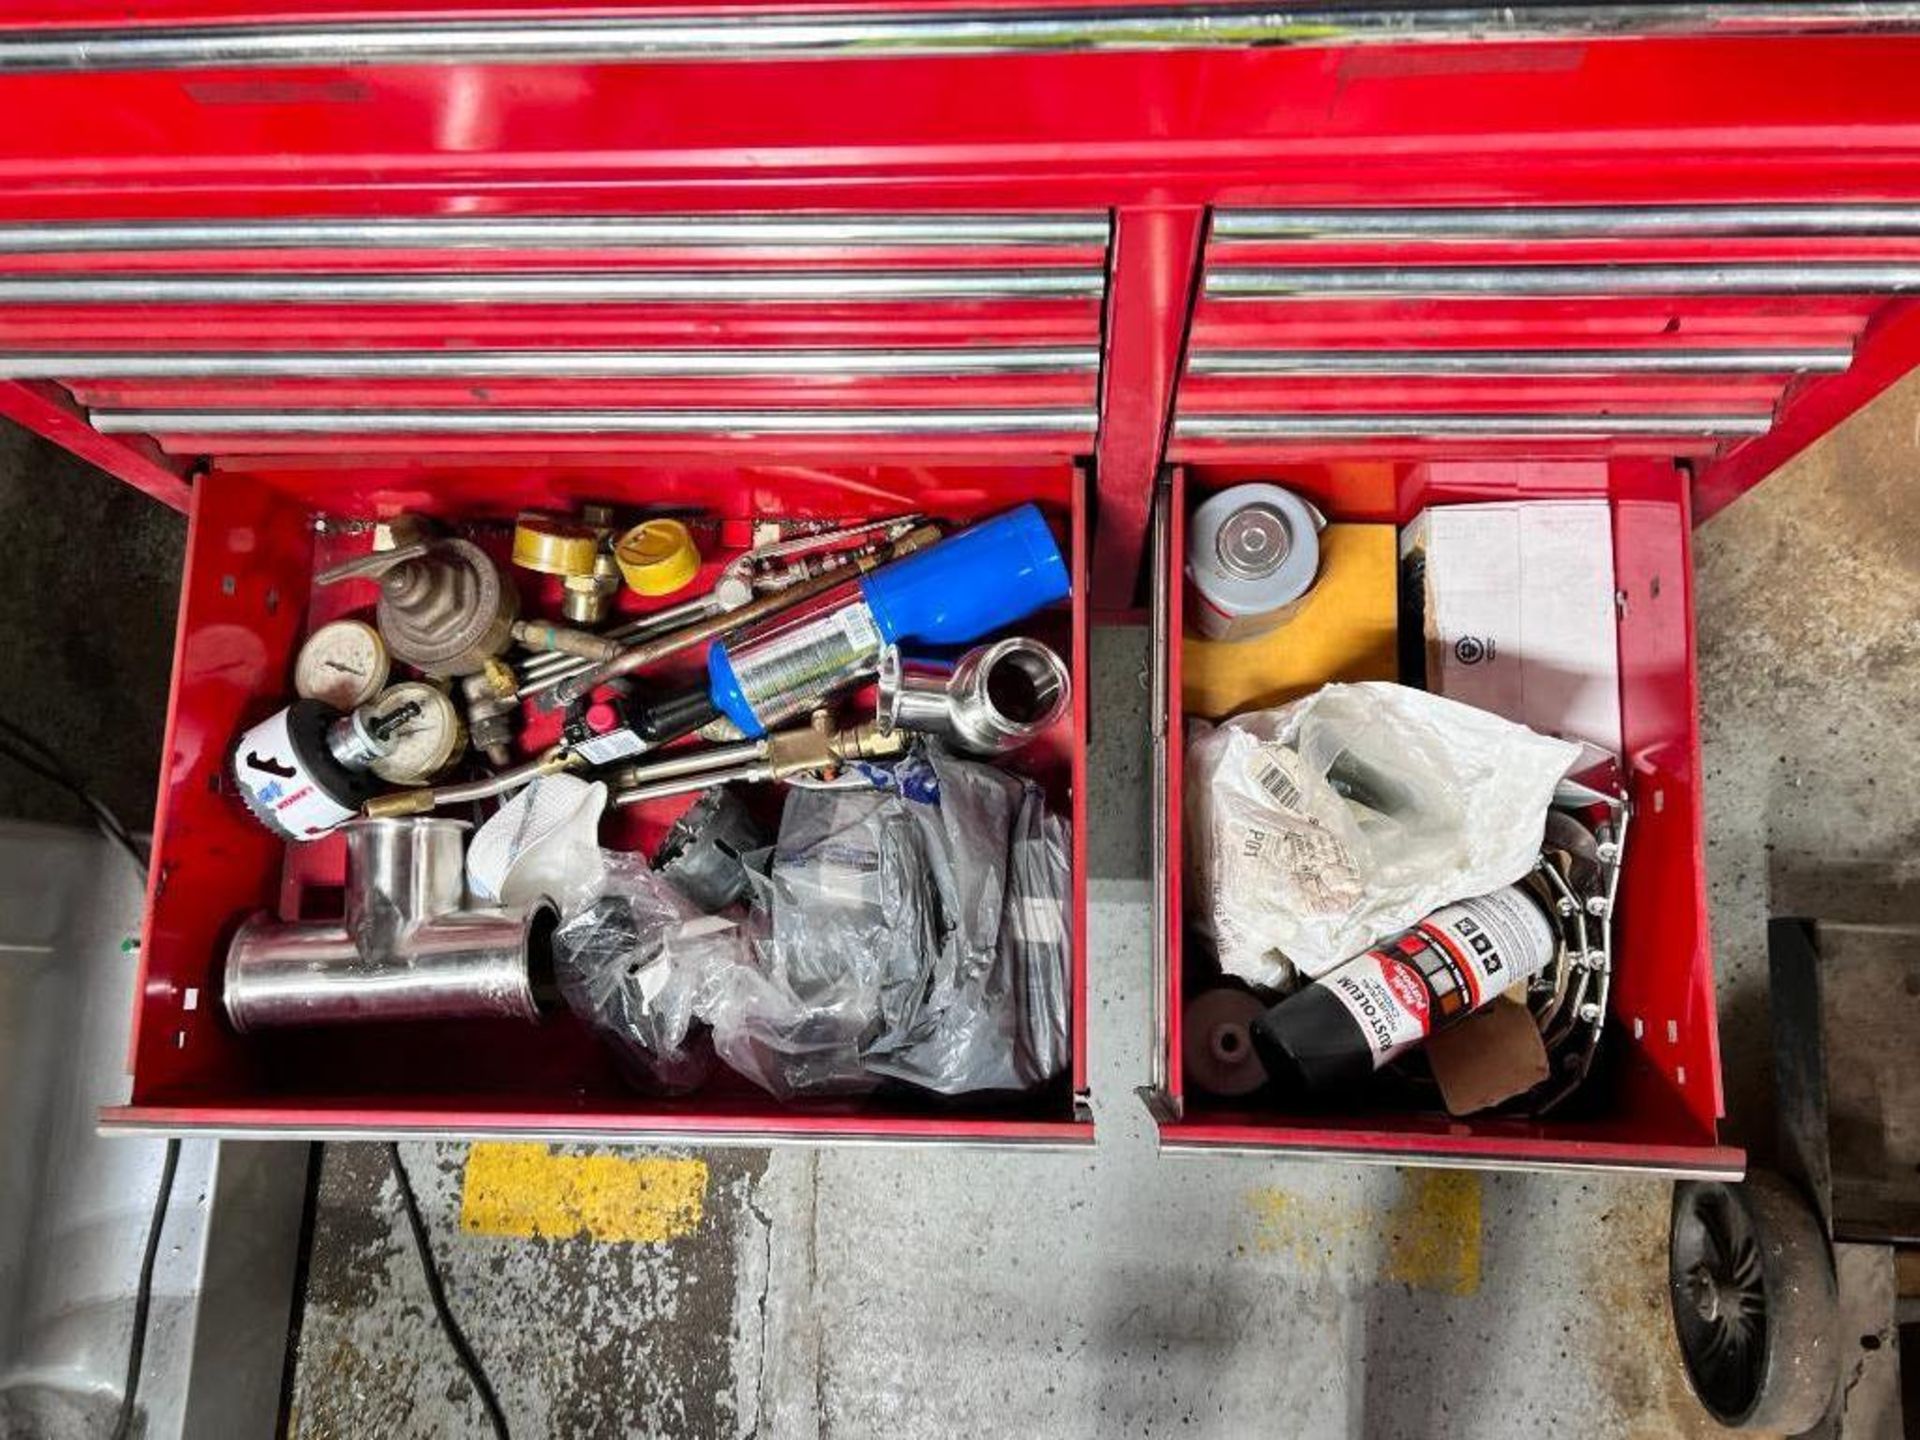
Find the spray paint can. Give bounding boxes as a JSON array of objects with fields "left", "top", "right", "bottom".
[
  {"left": 232, "top": 697, "right": 421, "bottom": 841},
  {"left": 1248, "top": 885, "right": 1556, "bottom": 1096}
]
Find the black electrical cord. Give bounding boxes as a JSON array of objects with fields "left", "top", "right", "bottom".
[
  {"left": 0, "top": 711, "right": 149, "bottom": 874},
  {"left": 388, "top": 1143, "right": 512, "bottom": 1440},
  {"left": 0, "top": 712, "right": 174, "bottom": 1440},
  {"left": 109, "top": 1135, "right": 181, "bottom": 1440}
]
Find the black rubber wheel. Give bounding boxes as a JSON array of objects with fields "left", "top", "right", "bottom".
[{"left": 1670, "top": 1170, "right": 1839, "bottom": 1434}]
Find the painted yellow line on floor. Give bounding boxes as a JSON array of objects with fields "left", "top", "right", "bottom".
[
  {"left": 1244, "top": 1169, "right": 1483, "bottom": 1296},
  {"left": 459, "top": 1143, "right": 708, "bottom": 1243}
]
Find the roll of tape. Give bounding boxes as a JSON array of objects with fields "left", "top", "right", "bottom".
[{"left": 1186, "top": 483, "right": 1323, "bottom": 642}]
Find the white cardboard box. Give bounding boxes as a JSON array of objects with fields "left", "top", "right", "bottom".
[{"left": 1402, "top": 500, "right": 1623, "bottom": 758}]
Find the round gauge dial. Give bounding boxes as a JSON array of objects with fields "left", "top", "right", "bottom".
[
  {"left": 294, "top": 620, "right": 390, "bottom": 711},
  {"left": 367, "top": 683, "right": 467, "bottom": 786}
]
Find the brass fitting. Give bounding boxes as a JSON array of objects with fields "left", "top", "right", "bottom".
[{"left": 764, "top": 710, "right": 909, "bottom": 779}]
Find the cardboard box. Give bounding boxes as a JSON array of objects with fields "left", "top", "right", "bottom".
[
  {"left": 1402, "top": 501, "right": 1622, "bottom": 757},
  {"left": 1182, "top": 522, "right": 1399, "bottom": 721}
]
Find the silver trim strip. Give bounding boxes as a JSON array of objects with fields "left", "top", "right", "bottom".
[
  {"left": 3, "top": 6, "right": 1917, "bottom": 73},
  {"left": 92, "top": 406, "right": 1098, "bottom": 435},
  {"left": 0, "top": 214, "right": 1108, "bottom": 252},
  {"left": 1187, "top": 347, "right": 1853, "bottom": 375},
  {"left": 1208, "top": 263, "right": 1920, "bottom": 297},
  {"left": 1214, "top": 204, "right": 1920, "bottom": 240},
  {"left": 0, "top": 270, "right": 1103, "bottom": 304},
  {"left": 98, "top": 1117, "right": 1092, "bottom": 1149},
  {"left": 1158, "top": 1140, "right": 1743, "bottom": 1180},
  {"left": 1145, "top": 477, "right": 1174, "bottom": 1112},
  {"left": 1175, "top": 412, "right": 1774, "bottom": 438},
  {"left": 5, "top": 345, "right": 1100, "bottom": 379}
]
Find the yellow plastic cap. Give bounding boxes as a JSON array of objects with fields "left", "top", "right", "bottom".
[{"left": 614, "top": 519, "right": 700, "bottom": 596}]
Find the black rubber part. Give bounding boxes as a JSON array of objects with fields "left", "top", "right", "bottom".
[
  {"left": 636, "top": 687, "right": 723, "bottom": 748},
  {"left": 1248, "top": 982, "right": 1376, "bottom": 1098},
  {"left": 1670, "top": 1169, "right": 1839, "bottom": 1433}
]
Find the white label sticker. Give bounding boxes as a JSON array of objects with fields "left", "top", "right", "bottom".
[
  {"left": 1322, "top": 952, "right": 1433, "bottom": 1064},
  {"left": 574, "top": 727, "right": 647, "bottom": 766},
  {"left": 232, "top": 707, "right": 357, "bottom": 840}
]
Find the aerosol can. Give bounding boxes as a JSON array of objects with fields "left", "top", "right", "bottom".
[
  {"left": 1248, "top": 885, "right": 1558, "bottom": 1096},
  {"left": 232, "top": 697, "right": 421, "bottom": 841}
]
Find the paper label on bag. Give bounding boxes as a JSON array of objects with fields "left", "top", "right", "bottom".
[{"left": 1223, "top": 747, "right": 1365, "bottom": 918}]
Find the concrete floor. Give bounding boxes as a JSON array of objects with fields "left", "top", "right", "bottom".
[{"left": 1, "top": 374, "right": 1915, "bottom": 1437}]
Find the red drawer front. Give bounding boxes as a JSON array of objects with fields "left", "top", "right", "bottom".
[
  {"left": 0, "top": 212, "right": 1110, "bottom": 469},
  {"left": 1172, "top": 207, "right": 1920, "bottom": 467}
]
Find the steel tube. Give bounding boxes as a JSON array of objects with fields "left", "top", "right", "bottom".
[
  {"left": 90, "top": 408, "right": 1097, "bottom": 435},
  {"left": 2, "top": 6, "right": 1917, "bottom": 73},
  {"left": 222, "top": 817, "right": 555, "bottom": 1031},
  {"left": 1175, "top": 412, "right": 1775, "bottom": 438},
  {"left": 1186, "top": 347, "right": 1854, "bottom": 375},
  {"left": 0, "top": 270, "right": 1101, "bottom": 304},
  {"left": 1207, "top": 263, "right": 1920, "bottom": 297},
  {"left": 1212, "top": 204, "right": 1920, "bottom": 240},
  {"left": 0, "top": 215, "right": 1106, "bottom": 252},
  {"left": 0, "top": 346, "right": 1101, "bottom": 379}
]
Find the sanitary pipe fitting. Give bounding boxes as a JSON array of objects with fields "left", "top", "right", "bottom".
[
  {"left": 877, "top": 636, "right": 1070, "bottom": 756},
  {"left": 222, "top": 816, "right": 556, "bottom": 1030}
]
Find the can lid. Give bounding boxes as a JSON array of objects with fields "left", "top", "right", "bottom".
[
  {"left": 615, "top": 519, "right": 701, "bottom": 597},
  {"left": 1214, "top": 502, "right": 1294, "bottom": 580},
  {"left": 512, "top": 513, "right": 600, "bottom": 577}
]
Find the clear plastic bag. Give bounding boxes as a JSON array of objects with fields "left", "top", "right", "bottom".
[
  {"left": 695, "top": 745, "right": 1073, "bottom": 1100},
  {"left": 550, "top": 852, "right": 748, "bottom": 1095},
  {"left": 1186, "top": 682, "right": 1580, "bottom": 989}
]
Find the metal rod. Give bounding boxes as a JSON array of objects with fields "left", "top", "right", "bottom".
[
  {"left": 612, "top": 761, "right": 774, "bottom": 807},
  {"left": 90, "top": 408, "right": 1097, "bottom": 436},
  {"left": 2, "top": 6, "right": 1917, "bottom": 73},
  {"left": 612, "top": 740, "right": 769, "bottom": 789},
  {"left": 0, "top": 346, "right": 1101, "bottom": 380},
  {"left": 1207, "top": 263, "right": 1920, "bottom": 298},
  {"left": 0, "top": 270, "right": 1102, "bottom": 304},
  {"left": 1186, "top": 347, "right": 1854, "bottom": 375},
  {"left": 1174, "top": 412, "right": 1775, "bottom": 438},
  {"left": 0, "top": 215, "right": 1107, "bottom": 252},
  {"left": 1212, "top": 204, "right": 1920, "bottom": 240}
]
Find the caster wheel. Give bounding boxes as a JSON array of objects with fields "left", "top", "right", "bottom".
[{"left": 1670, "top": 1170, "right": 1839, "bottom": 1434}]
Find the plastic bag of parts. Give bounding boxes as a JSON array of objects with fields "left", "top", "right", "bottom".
[
  {"left": 550, "top": 852, "right": 750, "bottom": 1095},
  {"left": 1186, "top": 681, "right": 1580, "bottom": 990},
  {"left": 702, "top": 747, "right": 1072, "bottom": 1101}
]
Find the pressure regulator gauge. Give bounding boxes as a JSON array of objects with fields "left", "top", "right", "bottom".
[
  {"left": 294, "top": 620, "right": 390, "bottom": 711},
  {"left": 367, "top": 682, "right": 467, "bottom": 786}
]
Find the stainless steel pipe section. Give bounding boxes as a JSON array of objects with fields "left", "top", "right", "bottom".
[
  {"left": 1174, "top": 412, "right": 1775, "bottom": 438},
  {"left": 222, "top": 817, "right": 554, "bottom": 1030},
  {"left": 1207, "top": 263, "right": 1920, "bottom": 298},
  {"left": 0, "top": 269, "right": 1102, "bottom": 304},
  {"left": 91, "top": 407, "right": 1098, "bottom": 436},
  {"left": 0, "top": 346, "right": 1101, "bottom": 379},
  {"left": 0, "top": 215, "right": 1107, "bottom": 252},
  {"left": 1, "top": 6, "right": 1916, "bottom": 74},
  {"left": 877, "top": 636, "right": 1071, "bottom": 755},
  {"left": 1186, "top": 347, "right": 1853, "bottom": 375},
  {"left": 1212, "top": 205, "right": 1920, "bottom": 240}
]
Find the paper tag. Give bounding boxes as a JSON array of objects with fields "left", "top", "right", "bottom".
[{"left": 574, "top": 727, "right": 647, "bottom": 766}]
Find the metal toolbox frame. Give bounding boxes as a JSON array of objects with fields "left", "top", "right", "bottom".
[{"left": 0, "top": 3, "right": 1917, "bottom": 1151}]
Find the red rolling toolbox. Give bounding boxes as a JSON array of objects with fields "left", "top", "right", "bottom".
[{"left": 0, "top": 3, "right": 1914, "bottom": 1163}]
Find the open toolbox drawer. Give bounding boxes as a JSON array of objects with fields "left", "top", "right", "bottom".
[
  {"left": 1149, "top": 461, "right": 1740, "bottom": 1176},
  {"left": 107, "top": 458, "right": 1091, "bottom": 1143}
]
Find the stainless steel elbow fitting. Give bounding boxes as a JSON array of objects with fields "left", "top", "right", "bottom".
[
  {"left": 876, "top": 635, "right": 1071, "bottom": 757},
  {"left": 223, "top": 816, "right": 556, "bottom": 1030}
]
